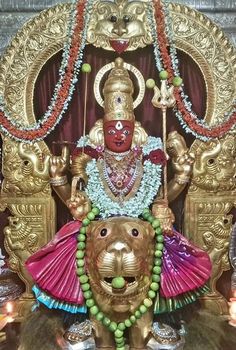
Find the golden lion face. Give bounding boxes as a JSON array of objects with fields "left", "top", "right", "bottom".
[
  {"left": 86, "top": 0, "right": 152, "bottom": 51},
  {"left": 86, "top": 217, "right": 155, "bottom": 300}
]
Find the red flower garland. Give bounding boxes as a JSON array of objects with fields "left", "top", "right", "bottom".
[
  {"left": 0, "top": 0, "right": 87, "bottom": 141},
  {"left": 153, "top": 0, "right": 236, "bottom": 139}
]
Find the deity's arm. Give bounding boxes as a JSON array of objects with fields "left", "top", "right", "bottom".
[
  {"left": 49, "top": 145, "right": 71, "bottom": 205},
  {"left": 151, "top": 197, "right": 175, "bottom": 235},
  {"left": 150, "top": 131, "right": 194, "bottom": 234},
  {"left": 49, "top": 147, "right": 92, "bottom": 219},
  {"left": 51, "top": 183, "right": 71, "bottom": 205},
  {"left": 167, "top": 179, "right": 189, "bottom": 203},
  {"left": 65, "top": 152, "right": 92, "bottom": 220},
  {"left": 166, "top": 131, "right": 194, "bottom": 202}
]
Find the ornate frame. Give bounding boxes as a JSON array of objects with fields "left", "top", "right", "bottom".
[{"left": 0, "top": 1, "right": 235, "bottom": 318}]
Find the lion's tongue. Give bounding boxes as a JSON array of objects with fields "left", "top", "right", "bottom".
[{"left": 109, "top": 39, "right": 129, "bottom": 54}]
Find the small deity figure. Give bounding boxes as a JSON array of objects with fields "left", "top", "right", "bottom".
[{"left": 26, "top": 58, "right": 211, "bottom": 349}]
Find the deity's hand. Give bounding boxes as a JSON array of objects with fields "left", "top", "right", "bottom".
[
  {"left": 167, "top": 131, "right": 195, "bottom": 183},
  {"left": 49, "top": 146, "right": 70, "bottom": 178},
  {"left": 66, "top": 191, "right": 91, "bottom": 221},
  {"left": 171, "top": 152, "right": 195, "bottom": 177},
  {"left": 152, "top": 199, "right": 175, "bottom": 236}
]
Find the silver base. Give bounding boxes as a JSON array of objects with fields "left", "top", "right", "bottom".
[
  {"left": 147, "top": 336, "right": 185, "bottom": 350},
  {"left": 66, "top": 337, "right": 96, "bottom": 350}
]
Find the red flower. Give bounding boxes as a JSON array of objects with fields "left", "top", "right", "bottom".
[{"left": 143, "top": 149, "right": 167, "bottom": 166}]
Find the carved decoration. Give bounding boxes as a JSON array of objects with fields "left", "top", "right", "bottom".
[
  {"left": 169, "top": 3, "right": 236, "bottom": 124},
  {"left": 2, "top": 197, "right": 56, "bottom": 318},
  {"left": 1, "top": 137, "right": 50, "bottom": 196},
  {"left": 190, "top": 135, "right": 236, "bottom": 193},
  {"left": 202, "top": 215, "right": 232, "bottom": 293},
  {"left": 185, "top": 134, "right": 236, "bottom": 314},
  {"left": 86, "top": 0, "right": 153, "bottom": 51},
  {"left": 184, "top": 197, "right": 236, "bottom": 314},
  {"left": 0, "top": 3, "right": 70, "bottom": 125}
]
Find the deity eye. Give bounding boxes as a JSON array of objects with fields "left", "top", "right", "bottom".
[
  {"left": 108, "top": 129, "right": 116, "bottom": 135},
  {"left": 131, "top": 228, "right": 139, "bottom": 237},
  {"left": 110, "top": 15, "right": 117, "bottom": 23},
  {"left": 123, "top": 130, "right": 130, "bottom": 136},
  {"left": 100, "top": 228, "right": 108, "bottom": 237}
]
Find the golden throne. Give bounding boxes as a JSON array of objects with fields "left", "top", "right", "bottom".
[{"left": 0, "top": 0, "right": 235, "bottom": 321}]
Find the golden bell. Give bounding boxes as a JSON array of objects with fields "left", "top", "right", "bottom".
[{"left": 103, "top": 57, "right": 135, "bottom": 122}]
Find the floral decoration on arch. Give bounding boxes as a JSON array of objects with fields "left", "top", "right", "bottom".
[
  {"left": 0, "top": 0, "right": 235, "bottom": 143},
  {"left": 0, "top": 0, "right": 93, "bottom": 143},
  {"left": 149, "top": 0, "right": 236, "bottom": 141}
]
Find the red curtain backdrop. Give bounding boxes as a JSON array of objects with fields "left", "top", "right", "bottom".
[{"left": 34, "top": 44, "right": 206, "bottom": 149}]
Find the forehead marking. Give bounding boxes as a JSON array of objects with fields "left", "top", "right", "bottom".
[{"left": 115, "top": 121, "right": 123, "bottom": 130}]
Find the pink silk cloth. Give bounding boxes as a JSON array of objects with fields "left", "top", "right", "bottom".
[
  {"left": 26, "top": 220, "right": 84, "bottom": 305},
  {"left": 26, "top": 221, "right": 211, "bottom": 304},
  {"left": 161, "top": 230, "right": 211, "bottom": 298}
]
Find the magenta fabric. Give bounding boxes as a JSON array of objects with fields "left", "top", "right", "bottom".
[
  {"left": 160, "top": 230, "right": 212, "bottom": 298},
  {"left": 26, "top": 221, "right": 211, "bottom": 302},
  {"left": 26, "top": 220, "right": 84, "bottom": 305}
]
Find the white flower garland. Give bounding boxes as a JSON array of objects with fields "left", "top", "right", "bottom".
[
  {"left": 142, "top": 136, "right": 163, "bottom": 155},
  {"left": 86, "top": 159, "right": 162, "bottom": 218},
  {"left": 162, "top": 1, "right": 180, "bottom": 75},
  {"left": 85, "top": 136, "right": 163, "bottom": 218},
  {"left": 76, "top": 135, "right": 92, "bottom": 148}
]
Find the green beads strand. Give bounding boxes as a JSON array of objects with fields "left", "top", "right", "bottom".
[{"left": 76, "top": 206, "right": 164, "bottom": 350}]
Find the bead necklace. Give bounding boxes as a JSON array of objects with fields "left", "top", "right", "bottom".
[
  {"left": 104, "top": 148, "right": 131, "bottom": 161},
  {"left": 103, "top": 150, "right": 139, "bottom": 196},
  {"left": 102, "top": 159, "right": 141, "bottom": 198},
  {"left": 76, "top": 208, "right": 164, "bottom": 349}
]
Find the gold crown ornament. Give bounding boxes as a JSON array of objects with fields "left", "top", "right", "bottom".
[
  {"left": 90, "top": 58, "right": 147, "bottom": 147},
  {"left": 94, "top": 57, "right": 145, "bottom": 122},
  {"left": 103, "top": 57, "right": 135, "bottom": 122}
]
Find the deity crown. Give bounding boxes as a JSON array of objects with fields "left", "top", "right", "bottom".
[{"left": 103, "top": 57, "right": 135, "bottom": 122}]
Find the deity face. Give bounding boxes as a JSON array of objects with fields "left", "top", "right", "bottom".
[{"left": 104, "top": 120, "right": 134, "bottom": 153}]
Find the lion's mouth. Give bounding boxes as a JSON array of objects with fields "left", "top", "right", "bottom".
[{"left": 101, "top": 276, "right": 138, "bottom": 295}]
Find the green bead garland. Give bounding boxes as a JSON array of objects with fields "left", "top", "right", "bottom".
[
  {"left": 77, "top": 267, "right": 85, "bottom": 276},
  {"left": 96, "top": 311, "right": 104, "bottom": 321},
  {"left": 76, "top": 207, "right": 164, "bottom": 350}
]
